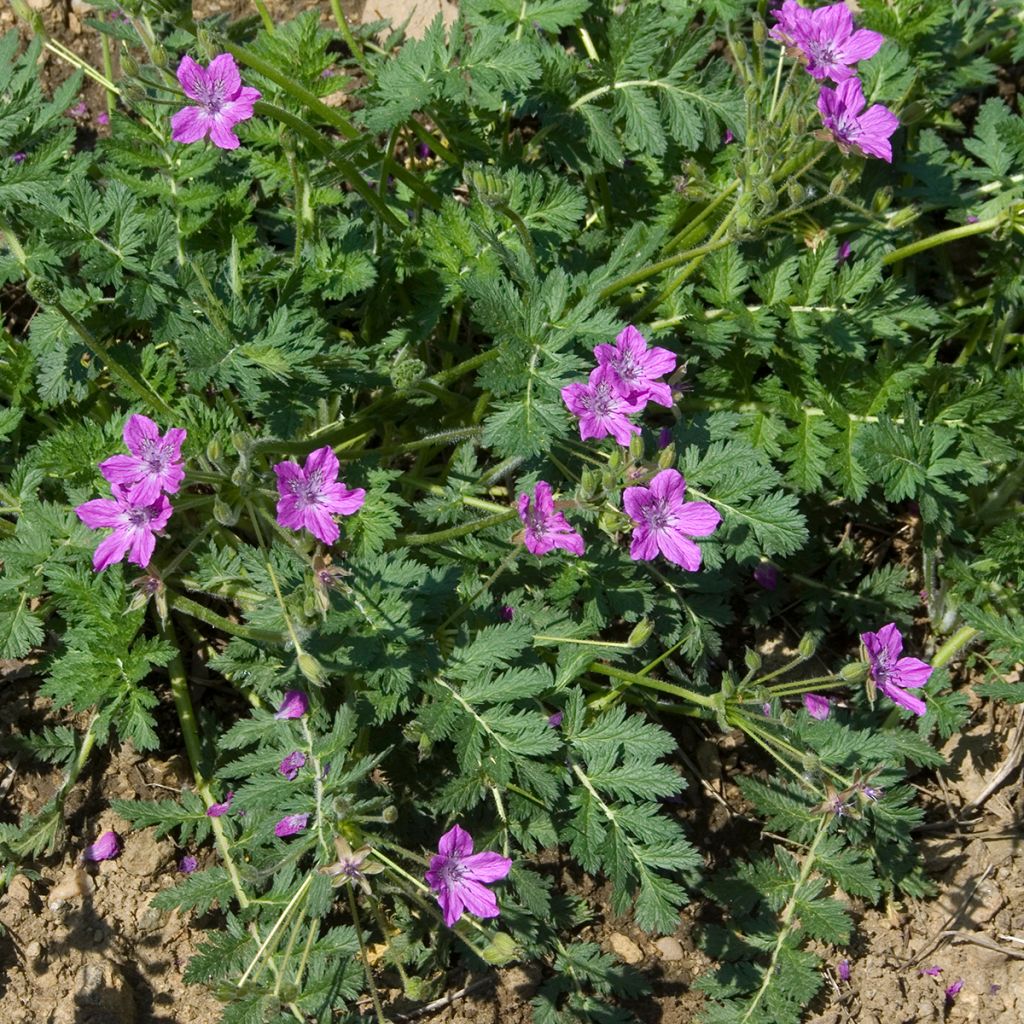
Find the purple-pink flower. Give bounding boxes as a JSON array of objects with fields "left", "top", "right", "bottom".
[
  {"left": 860, "top": 623, "right": 932, "bottom": 716},
  {"left": 97, "top": 112, "right": 110, "bottom": 126},
  {"left": 84, "top": 830, "right": 121, "bottom": 862},
  {"left": 753, "top": 564, "right": 779, "bottom": 591},
  {"left": 99, "top": 414, "right": 187, "bottom": 505},
  {"left": 517, "top": 481, "right": 584, "bottom": 557},
  {"left": 622, "top": 469, "right": 721, "bottom": 570},
  {"left": 207, "top": 792, "right": 234, "bottom": 817},
  {"left": 920, "top": 965, "right": 942, "bottom": 977},
  {"left": 498, "top": 604, "right": 516, "bottom": 622},
  {"left": 171, "top": 54, "right": 261, "bottom": 151},
  {"left": 561, "top": 364, "right": 646, "bottom": 447},
  {"left": 274, "top": 690, "right": 310, "bottom": 719},
  {"left": 836, "top": 239, "right": 852, "bottom": 266},
  {"left": 790, "top": 3, "right": 883, "bottom": 82},
  {"left": 769, "top": 0, "right": 810, "bottom": 48},
  {"left": 424, "top": 824, "right": 512, "bottom": 928},
  {"left": 273, "top": 446, "right": 365, "bottom": 546},
  {"left": 75, "top": 485, "right": 173, "bottom": 572},
  {"left": 279, "top": 751, "right": 306, "bottom": 780},
  {"left": 803, "top": 693, "right": 831, "bottom": 720},
  {"left": 593, "top": 325, "right": 676, "bottom": 408},
  {"left": 547, "top": 711, "right": 564, "bottom": 728},
  {"left": 817, "top": 78, "right": 899, "bottom": 163},
  {"left": 945, "top": 979, "right": 963, "bottom": 1000},
  {"left": 274, "top": 813, "right": 309, "bottom": 838},
  {"left": 837, "top": 958, "right": 850, "bottom": 982},
  {"left": 11, "top": 152, "right": 26, "bottom": 164},
  {"left": 179, "top": 855, "right": 199, "bottom": 873}
]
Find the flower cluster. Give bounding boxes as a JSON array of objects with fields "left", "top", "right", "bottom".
[
  {"left": 75, "top": 414, "right": 185, "bottom": 572},
  {"left": 770, "top": 1, "right": 899, "bottom": 162}
]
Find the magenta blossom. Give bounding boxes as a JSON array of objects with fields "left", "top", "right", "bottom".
[
  {"left": 498, "top": 604, "right": 516, "bottom": 622},
  {"left": 753, "top": 564, "right": 779, "bottom": 591},
  {"left": 818, "top": 78, "right": 899, "bottom": 163},
  {"left": 275, "top": 690, "right": 310, "bottom": 720},
  {"left": 279, "top": 751, "right": 306, "bottom": 781},
  {"left": 99, "top": 414, "right": 186, "bottom": 505},
  {"left": 803, "top": 693, "right": 831, "bottom": 720},
  {"left": 274, "top": 813, "right": 309, "bottom": 838},
  {"left": 75, "top": 485, "right": 173, "bottom": 572},
  {"left": 836, "top": 239, "right": 852, "bottom": 266},
  {"left": 945, "top": 979, "right": 963, "bottom": 1001},
  {"left": 84, "top": 830, "right": 121, "bottom": 862},
  {"left": 179, "top": 855, "right": 199, "bottom": 873},
  {"left": 171, "top": 54, "right": 261, "bottom": 151},
  {"left": 769, "top": 0, "right": 811, "bottom": 47},
  {"left": 623, "top": 469, "right": 721, "bottom": 570},
  {"left": 97, "top": 112, "right": 110, "bottom": 126},
  {"left": 547, "top": 711, "right": 564, "bottom": 728},
  {"left": 561, "top": 364, "right": 646, "bottom": 447},
  {"left": 425, "top": 824, "right": 512, "bottom": 928},
  {"left": 837, "top": 959, "right": 850, "bottom": 982},
  {"left": 593, "top": 325, "right": 676, "bottom": 408},
  {"left": 920, "top": 966, "right": 942, "bottom": 977},
  {"left": 274, "top": 446, "right": 365, "bottom": 546},
  {"left": 207, "top": 792, "right": 234, "bottom": 818},
  {"left": 860, "top": 623, "right": 932, "bottom": 716},
  {"left": 517, "top": 481, "right": 584, "bottom": 557},
  {"left": 11, "top": 152, "right": 26, "bottom": 164},
  {"left": 791, "top": 3, "right": 883, "bottom": 82}
]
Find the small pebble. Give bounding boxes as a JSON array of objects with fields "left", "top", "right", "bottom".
[
  {"left": 609, "top": 932, "right": 643, "bottom": 964},
  {"left": 654, "top": 936, "right": 684, "bottom": 961}
]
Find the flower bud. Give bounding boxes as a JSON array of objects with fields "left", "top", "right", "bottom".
[
  {"left": 828, "top": 172, "right": 849, "bottom": 197},
  {"left": 121, "top": 51, "right": 140, "bottom": 78},
  {"left": 381, "top": 805, "right": 398, "bottom": 824},
  {"left": 657, "top": 444, "right": 675, "bottom": 469},
  {"left": 872, "top": 186, "right": 893, "bottom": 213},
  {"left": 787, "top": 182, "right": 806, "bottom": 205},
  {"left": 732, "top": 38, "right": 747, "bottom": 61},
  {"left": 797, "top": 632, "right": 819, "bottom": 658},
  {"left": 151, "top": 42, "right": 167, "bottom": 68},
  {"left": 206, "top": 437, "right": 222, "bottom": 461},
  {"left": 627, "top": 618, "right": 653, "bottom": 647},
  {"left": 839, "top": 661, "right": 869, "bottom": 683},
  {"left": 297, "top": 652, "right": 327, "bottom": 687},
  {"left": 481, "top": 932, "right": 519, "bottom": 965},
  {"left": 752, "top": 18, "right": 767, "bottom": 45},
  {"left": 607, "top": 449, "right": 621, "bottom": 472},
  {"left": 212, "top": 497, "right": 239, "bottom": 527},
  {"left": 579, "top": 468, "right": 600, "bottom": 499},
  {"left": 755, "top": 181, "right": 777, "bottom": 210},
  {"left": 744, "top": 648, "right": 762, "bottom": 672},
  {"left": 628, "top": 433, "right": 645, "bottom": 462}
]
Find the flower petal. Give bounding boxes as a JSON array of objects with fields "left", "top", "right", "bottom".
[
  {"left": 93, "top": 530, "right": 131, "bottom": 571},
  {"left": 124, "top": 413, "right": 160, "bottom": 453},
  {"left": 207, "top": 118, "right": 241, "bottom": 150},
  {"left": 171, "top": 106, "right": 211, "bottom": 144},
  {"left": 207, "top": 53, "right": 243, "bottom": 99},
  {"left": 76, "top": 497, "right": 124, "bottom": 529},
  {"left": 462, "top": 851, "right": 512, "bottom": 883},
  {"left": 674, "top": 501, "right": 722, "bottom": 538},
  {"left": 456, "top": 878, "right": 501, "bottom": 919},
  {"left": 176, "top": 55, "right": 208, "bottom": 101},
  {"left": 656, "top": 530, "right": 703, "bottom": 571}
]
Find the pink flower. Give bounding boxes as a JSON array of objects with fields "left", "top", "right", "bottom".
[
  {"left": 273, "top": 446, "right": 365, "bottom": 546},
  {"left": 920, "top": 966, "right": 942, "bottom": 977},
  {"left": 836, "top": 239, "right": 852, "bottom": 266},
  {"left": 207, "top": 792, "right": 234, "bottom": 817},
  {"left": 561, "top": 364, "right": 646, "bottom": 447},
  {"left": 274, "top": 690, "right": 309, "bottom": 719},
  {"left": 498, "top": 604, "right": 516, "bottom": 622},
  {"left": 817, "top": 78, "right": 899, "bottom": 163},
  {"left": 171, "top": 54, "right": 261, "bottom": 151},
  {"left": 11, "top": 152, "right": 26, "bottom": 164},
  {"left": 593, "top": 325, "right": 677, "bottom": 408},
  {"left": 792, "top": 3, "right": 884, "bottom": 82},
  {"left": 623, "top": 469, "right": 721, "bottom": 570},
  {"left": 753, "top": 564, "right": 778, "bottom": 590},
  {"left": 274, "top": 813, "right": 309, "bottom": 838},
  {"left": 860, "top": 623, "right": 932, "bottom": 716},
  {"left": 99, "top": 414, "right": 187, "bottom": 504},
  {"left": 803, "top": 693, "right": 831, "bottom": 720},
  {"left": 97, "top": 112, "right": 110, "bottom": 126},
  {"left": 84, "top": 830, "right": 121, "bottom": 862},
  {"left": 547, "top": 711, "right": 564, "bottom": 728},
  {"left": 769, "top": 0, "right": 811, "bottom": 48},
  {"left": 517, "top": 481, "right": 584, "bottom": 557},
  {"left": 837, "top": 958, "right": 850, "bottom": 982},
  {"left": 75, "top": 485, "right": 173, "bottom": 572},
  {"left": 279, "top": 751, "right": 306, "bottom": 780},
  {"left": 424, "top": 824, "right": 512, "bottom": 927},
  {"left": 945, "top": 979, "right": 963, "bottom": 1000},
  {"left": 179, "top": 855, "right": 199, "bottom": 873}
]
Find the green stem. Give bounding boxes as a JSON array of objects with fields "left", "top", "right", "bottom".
[
  {"left": 598, "top": 233, "right": 736, "bottom": 301},
  {"left": 251, "top": 0, "right": 274, "bottom": 32},
  {"left": 390, "top": 510, "right": 516, "bottom": 548},
  {"left": 346, "top": 885, "right": 387, "bottom": 1024},
  {"left": 882, "top": 211, "right": 1019, "bottom": 266},
  {"left": 167, "top": 590, "right": 286, "bottom": 644},
  {"left": 586, "top": 662, "right": 715, "bottom": 710},
  {"left": 330, "top": 0, "right": 365, "bottom": 64},
  {"left": 238, "top": 874, "right": 314, "bottom": 987},
  {"left": 932, "top": 625, "right": 979, "bottom": 668}
]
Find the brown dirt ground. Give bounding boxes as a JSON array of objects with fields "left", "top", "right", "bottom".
[{"left": 2, "top": 3, "right": 1024, "bottom": 1023}]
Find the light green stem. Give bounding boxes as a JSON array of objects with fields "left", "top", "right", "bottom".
[
  {"left": 932, "top": 625, "right": 979, "bottom": 668},
  {"left": 586, "top": 662, "right": 715, "bottom": 709},
  {"left": 883, "top": 210, "right": 1020, "bottom": 266}
]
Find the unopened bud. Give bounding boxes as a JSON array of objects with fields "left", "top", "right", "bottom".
[
  {"left": 752, "top": 18, "right": 767, "bottom": 45},
  {"left": 579, "top": 468, "right": 600, "bottom": 499},
  {"left": 744, "top": 649, "right": 762, "bottom": 673},
  {"left": 213, "top": 498, "right": 238, "bottom": 526},
  {"left": 121, "top": 51, "right": 140, "bottom": 77},
  {"left": 828, "top": 171, "right": 849, "bottom": 197},
  {"left": 628, "top": 433, "right": 645, "bottom": 462},
  {"left": 787, "top": 182, "right": 806, "bottom": 205},
  {"left": 887, "top": 204, "right": 919, "bottom": 228},
  {"left": 481, "top": 932, "right": 519, "bottom": 965},
  {"left": 151, "top": 42, "right": 167, "bottom": 68},
  {"left": 839, "top": 661, "right": 869, "bottom": 683},
  {"left": 381, "top": 805, "right": 398, "bottom": 824},
  {"left": 732, "top": 38, "right": 747, "bottom": 61},
  {"left": 872, "top": 186, "right": 893, "bottom": 213},
  {"left": 206, "top": 437, "right": 222, "bottom": 461},
  {"left": 298, "top": 652, "right": 327, "bottom": 687},
  {"left": 797, "top": 632, "right": 820, "bottom": 658},
  {"left": 607, "top": 449, "right": 621, "bottom": 471},
  {"left": 627, "top": 618, "right": 653, "bottom": 647},
  {"left": 657, "top": 444, "right": 675, "bottom": 469},
  {"left": 755, "top": 181, "right": 777, "bottom": 210}
]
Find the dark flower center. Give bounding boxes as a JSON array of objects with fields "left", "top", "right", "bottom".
[
  {"left": 584, "top": 381, "right": 618, "bottom": 417},
  {"left": 641, "top": 497, "right": 672, "bottom": 532},
  {"left": 139, "top": 437, "right": 171, "bottom": 474},
  {"left": 290, "top": 469, "right": 325, "bottom": 508}
]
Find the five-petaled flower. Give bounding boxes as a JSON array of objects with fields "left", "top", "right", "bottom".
[
  {"left": 319, "top": 835, "right": 384, "bottom": 894},
  {"left": 179, "top": 855, "right": 199, "bottom": 874},
  {"left": 517, "top": 481, "right": 584, "bottom": 557},
  {"left": 817, "top": 78, "right": 899, "bottom": 163},
  {"left": 593, "top": 325, "right": 676, "bottom": 408},
  {"left": 100, "top": 414, "right": 187, "bottom": 505},
  {"left": 279, "top": 751, "right": 306, "bottom": 781},
  {"left": 171, "top": 54, "right": 261, "bottom": 150},
  {"left": 274, "top": 690, "right": 310, "bottom": 720},
  {"left": 83, "top": 830, "right": 121, "bottom": 862},
  {"left": 860, "top": 623, "right": 932, "bottom": 716},
  {"left": 561, "top": 364, "right": 646, "bottom": 447},
  {"left": 623, "top": 469, "right": 721, "bottom": 570},
  {"left": 75, "top": 485, "right": 173, "bottom": 572},
  {"left": 274, "top": 813, "right": 309, "bottom": 838},
  {"left": 425, "top": 824, "right": 512, "bottom": 928},
  {"left": 273, "top": 446, "right": 365, "bottom": 546},
  {"left": 788, "top": 2, "right": 883, "bottom": 82}
]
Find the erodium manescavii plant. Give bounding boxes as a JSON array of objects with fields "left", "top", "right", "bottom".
[{"left": 1, "top": 0, "right": 1023, "bottom": 1021}]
